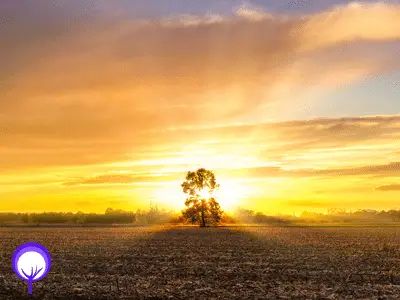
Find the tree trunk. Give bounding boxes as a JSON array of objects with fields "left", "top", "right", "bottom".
[{"left": 200, "top": 201, "right": 206, "bottom": 227}]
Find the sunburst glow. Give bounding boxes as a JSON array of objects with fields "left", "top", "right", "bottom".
[
  {"left": 197, "top": 188, "right": 212, "bottom": 200},
  {"left": 1, "top": 1, "right": 399, "bottom": 215},
  {"left": 151, "top": 179, "right": 249, "bottom": 213},
  {"left": 214, "top": 180, "right": 251, "bottom": 211}
]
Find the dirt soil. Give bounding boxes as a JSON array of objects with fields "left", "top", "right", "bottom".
[{"left": 0, "top": 226, "right": 400, "bottom": 299}]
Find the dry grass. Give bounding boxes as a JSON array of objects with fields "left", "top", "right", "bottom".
[{"left": 1, "top": 226, "right": 400, "bottom": 299}]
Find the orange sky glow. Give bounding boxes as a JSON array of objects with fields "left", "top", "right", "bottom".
[{"left": 1, "top": 2, "right": 399, "bottom": 214}]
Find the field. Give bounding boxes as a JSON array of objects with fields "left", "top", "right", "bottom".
[{"left": 1, "top": 226, "right": 400, "bottom": 299}]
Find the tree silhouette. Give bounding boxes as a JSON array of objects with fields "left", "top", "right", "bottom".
[{"left": 181, "top": 168, "right": 223, "bottom": 227}]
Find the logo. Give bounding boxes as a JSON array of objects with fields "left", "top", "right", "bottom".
[{"left": 12, "top": 242, "right": 51, "bottom": 295}]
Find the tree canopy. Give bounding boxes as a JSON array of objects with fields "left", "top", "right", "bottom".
[{"left": 181, "top": 168, "right": 223, "bottom": 227}]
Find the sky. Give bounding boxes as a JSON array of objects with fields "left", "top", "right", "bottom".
[{"left": 0, "top": 0, "right": 399, "bottom": 214}]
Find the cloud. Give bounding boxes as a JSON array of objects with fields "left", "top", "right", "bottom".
[
  {"left": 285, "top": 199, "right": 328, "bottom": 208},
  {"left": 2, "top": 2, "right": 400, "bottom": 131},
  {"left": 296, "top": 2, "right": 400, "bottom": 51},
  {"left": 1, "top": 114, "right": 398, "bottom": 172},
  {"left": 74, "top": 198, "right": 128, "bottom": 207},
  {"left": 63, "top": 173, "right": 179, "bottom": 186},
  {"left": 148, "top": 114, "right": 400, "bottom": 155},
  {"left": 223, "top": 162, "right": 400, "bottom": 179},
  {"left": 375, "top": 184, "right": 400, "bottom": 192},
  {"left": 62, "top": 160, "right": 400, "bottom": 187},
  {"left": 306, "top": 162, "right": 400, "bottom": 177},
  {"left": 1, "top": 2, "right": 400, "bottom": 174},
  {"left": 64, "top": 175, "right": 142, "bottom": 186}
]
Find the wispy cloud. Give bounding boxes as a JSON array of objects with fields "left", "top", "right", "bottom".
[
  {"left": 2, "top": 2, "right": 400, "bottom": 140},
  {"left": 1, "top": 1, "right": 400, "bottom": 212},
  {"left": 375, "top": 184, "right": 400, "bottom": 192},
  {"left": 220, "top": 162, "right": 400, "bottom": 179},
  {"left": 1, "top": 114, "right": 399, "bottom": 172},
  {"left": 63, "top": 173, "right": 178, "bottom": 186}
]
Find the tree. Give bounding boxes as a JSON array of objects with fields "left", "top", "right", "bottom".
[
  {"left": 21, "top": 213, "right": 29, "bottom": 224},
  {"left": 181, "top": 168, "right": 223, "bottom": 227},
  {"left": 105, "top": 208, "right": 114, "bottom": 215},
  {"left": 208, "top": 197, "right": 223, "bottom": 223}
]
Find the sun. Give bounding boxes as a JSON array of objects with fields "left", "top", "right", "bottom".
[
  {"left": 214, "top": 182, "right": 241, "bottom": 212},
  {"left": 193, "top": 180, "right": 249, "bottom": 212},
  {"left": 151, "top": 179, "right": 248, "bottom": 213},
  {"left": 207, "top": 179, "right": 248, "bottom": 212},
  {"left": 194, "top": 183, "right": 240, "bottom": 212},
  {"left": 198, "top": 188, "right": 211, "bottom": 200}
]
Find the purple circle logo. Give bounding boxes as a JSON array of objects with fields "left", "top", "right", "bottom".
[{"left": 12, "top": 242, "right": 51, "bottom": 295}]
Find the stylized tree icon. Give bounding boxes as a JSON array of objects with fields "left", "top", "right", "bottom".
[
  {"left": 22, "top": 265, "right": 43, "bottom": 294},
  {"left": 12, "top": 242, "right": 51, "bottom": 295}
]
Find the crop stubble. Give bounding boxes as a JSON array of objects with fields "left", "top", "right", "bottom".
[{"left": 0, "top": 226, "right": 400, "bottom": 299}]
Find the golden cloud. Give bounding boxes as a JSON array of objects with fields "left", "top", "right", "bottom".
[
  {"left": 375, "top": 184, "right": 400, "bottom": 192},
  {"left": 1, "top": 2, "right": 400, "bottom": 173}
]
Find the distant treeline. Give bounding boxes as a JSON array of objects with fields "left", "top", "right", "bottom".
[
  {"left": 1, "top": 207, "right": 400, "bottom": 225},
  {"left": 0, "top": 207, "right": 180, "bottom": 225},
  {"left": 228, "top": 208, "right": 291, "bottom": 225},
  {"left": 234, "top": 208, "right": 400, "bottom": 224},
  {"left": 298, "top": 208, "right": 400, "bottom": 224}
]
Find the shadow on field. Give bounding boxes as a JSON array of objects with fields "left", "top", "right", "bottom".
[{"left": 1, "top": 226, "right": 400, "bottom": 299}]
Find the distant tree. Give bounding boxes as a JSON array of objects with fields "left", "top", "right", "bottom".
[
  {"left": 31, "top": 214, "right": 40, "bottom": 226},
  {"left": 220, "top": 212, "right": 236, "bottom": 224},
  {"left": 181, "top": 168, "right": 223, "bottom": 227},
  {"left": 235, "top": 208, "right": 255, "bottom": 223},
  {"left": 105, "top": 208, "right": 114, "bottom": 215},
  {"left": 21, "top": 214, "right": 29, "bottom": 224}
]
